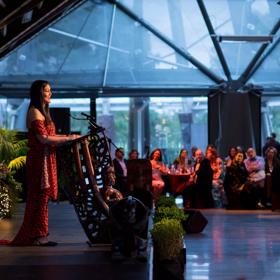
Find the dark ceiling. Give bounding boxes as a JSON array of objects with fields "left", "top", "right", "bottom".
[{"left": 0, "top": 0, "right": 84, "bottom": 58}]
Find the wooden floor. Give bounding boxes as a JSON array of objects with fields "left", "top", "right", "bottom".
[{"left": 1, "top": 203, "right": 280, "bottom": 280}]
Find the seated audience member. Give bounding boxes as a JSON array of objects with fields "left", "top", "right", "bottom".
[
  {"left": 225, "top": 147, "right": 237, "bottom": 167},
  {"left": 128, "top": 149, "right": 139, "bottom": 160},
  {"left": 211, "top": 150, "right": 226, "bottom": 208},
  {"left": 190, "top": 146, "right": 198, "bottom": 166},
  {"left": 262, "top": 132, "right": 280, "bottom": 158},
  {"left": 173, "top": 149, "right": 190, "bottom": 174},
  {"left": 150, "top": 148, "right": 167, "bottom": 200},
  {"left": 194, "top": 147, "right": 214, "bottom": 208},
  {"left": 264, "top": 146, "right": 280, "bottom": 210},
  {"left": 113, "top": 147, "right": 128, "bottom": 195},
  {"left": 236, "top": 145, "right": 245, "bottom": 154},
  {"left": 223, "top": 152, "right": 248, "bottom": 209},
  {"left": 244, "top": 147, "right": 266, "bottom": 209}
]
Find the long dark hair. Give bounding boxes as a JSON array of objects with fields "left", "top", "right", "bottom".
[
  {"left": 150, "top": 148, "right": 163, "bottom": 161},
  {"left": 29, "top": 80, "right": 52, "bottom": 124}
]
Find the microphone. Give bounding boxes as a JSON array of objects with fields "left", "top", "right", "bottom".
[{"left": 80, "top": 112, "right": 105, "bottom": 132}]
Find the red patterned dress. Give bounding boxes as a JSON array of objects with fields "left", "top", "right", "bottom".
[{"left": 2, "top": 120, "right": 58, "bottom": 246}]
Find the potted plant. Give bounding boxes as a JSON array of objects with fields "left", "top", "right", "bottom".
[
  {"left": 155, "top": 195, "right": 177, "bottom": 209},
  {"left": 154, "top": 206, "right": 186, "bottom": 224},
  {"left": 151, "top": 218, "right": 185, "bottom": 280},
  {"left": 0, "top": 129, "right": 27, "bottom": 218},
  {"left": 0, "top": 163, "right": 21, "bottom": 219}
]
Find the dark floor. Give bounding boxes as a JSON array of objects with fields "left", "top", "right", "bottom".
[
  {"left": 1, "top": 203, "right": 280, "bottom": 280},
  {"left": 0, "top": 203, "right": 148, "bottom": 280}
]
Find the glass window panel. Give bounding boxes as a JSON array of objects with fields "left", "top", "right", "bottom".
[
  {"left": 149, "top": 97, "right": 208, "bottom": 164},
  {"left": 0, "top": 1, "right": 113, "bottom": 87},
  {"left": 220, "top": 42, "right": 262, "bottom": 79},
  {"left": 95, "top": 96, "right": 208, "bottom": 162},
  {"left": 0, "top": 98, "right": 90, "bottom": 133},
  {"left": 96, "top": 97, "right": 130, "bottom": 155},
  {"left": 204, "top": 0, "right": 280, "bottom": 36},
  {"left": 51, "top": 98, "right": 90, "bottom": 135},
  {"left": 261, "top": 96, "right": 280, "bottom": 148},
  {"left": 203, "top": 0, "right": 280, "bottom": 80},
  {"left": 119, "top": 0, "right": 225, "bottom": 81},
  {"left": 105, "top": 7, "right": 216, "bottom": 87},
  {"left": 249, "top": 42, "right": 280, "bottom": 87}
]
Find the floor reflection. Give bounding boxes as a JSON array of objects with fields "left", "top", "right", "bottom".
[{"left": 185, "top": 210, "right": 280, "bottom": 280}]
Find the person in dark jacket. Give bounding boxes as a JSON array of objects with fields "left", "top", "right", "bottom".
[
  {"left": 264, "top": 146, "right": 280, "bottom": 210},
  {"left": 194, "top": 148, "right": 214, "bottom": 208},
  {"left": 113, "top": 147, "right": 128, "bottom": 195},
  {"left": 224, "top": 152, "right": 248, "bottom": 209}
]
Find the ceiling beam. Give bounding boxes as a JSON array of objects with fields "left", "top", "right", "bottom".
[{"left": 197, "top": 0, "right": 232, "bottom": 82}]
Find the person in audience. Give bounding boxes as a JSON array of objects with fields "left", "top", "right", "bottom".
[
  {"left": 128, "top": 149, "right": 139, "bottom": 160},
  {"left": 173, "top": 149, "right": 190, "bottom": 174},
  {"left": 244, "top": 147, "right": 266, "bottom": 209},
  {"left": 194, "top": 147, "right": 214, "bottom": 208},
  {"left": 211, "top": 150, "right": 226, "bottom": 208},
  {"left": 262, "top": 132, "right": 280, "bottom": 158},
  {"left": 236, "top": 145, "right": 245, "bottom": 154},
  {"left": 264, "top": 146, "right": 280, "bottom": 210},
  {"left": 113, "top": 147, "right": 128, "bottom": 195},
  {"left": 182, "top": 148, "right": 204, "bottom": 209},
  {"left": 223, "top": 151, "right": 248, "bottom": 209},
  {"left": 190, "top": 146, "right": 198, "bottom": 166},
  {"left": 150, "top": 148, "right": 167, "bottom": 200},
  {"left": 225, "top": 147, "right": 237, "bottom": 167}
]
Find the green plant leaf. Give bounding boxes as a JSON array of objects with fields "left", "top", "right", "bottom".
[{"left": 8, "top": 156, "right": 26, "bottom": 171}]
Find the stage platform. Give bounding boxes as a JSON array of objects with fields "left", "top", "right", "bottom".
[
  {"left": 0, "top": 202, "right": 148, "bottom": 280},
  {"left": 1, "top": 203, "right": 280, "bottom": 279}
]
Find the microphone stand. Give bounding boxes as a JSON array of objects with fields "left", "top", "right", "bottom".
[{"left": 69, "top": 113, "right": 118, "bottom": 164}]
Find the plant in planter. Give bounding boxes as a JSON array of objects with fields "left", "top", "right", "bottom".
[
  {"left": 151, "top": 218, "right": 185, "bottom": 280},
  {"left": 153, "top": 206, "right": 186, "bottom": 224},
  {"left": 155, "top": 195, "right": 176, "bottom": 209},
  {"left": 0, "top": 129, "right": 27, "bottom": 218},
  {"left": 0, "top": 129, "right": 28, "bottom": 170},
  {"left": 0, "top": 163, "right": 21, "bottom": 219}
]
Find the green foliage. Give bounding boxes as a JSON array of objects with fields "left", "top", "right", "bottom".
[
  {"left": 0, "top": 163, "right": 21, "bottom": 219},
  {"left": 154, "top": 206, "right": 186, "bottom": 224},
  {"left": 151, "top": 219, "right": 185, "bottom": 260},
  {"left": 0, "top": 128, "right": 28, "bottom": 170},
  {"left": 155, "top": 195, "right": 176, "bottom": 209},
  {"left": 8, "top": 156, "right": 26, "bottom": 171}
]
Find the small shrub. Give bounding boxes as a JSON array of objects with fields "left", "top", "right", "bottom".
[
  {"left": 151, "top": 218, "right": 185, "bottom": 260},
  {"left": 155, "top": 195, "right": 176, "bottom": 209},
  {"left": 0, "top": 163, "right": 21, "bottom": 219},
  {"left": 154, "top": 206, "right": 186, "bottom": 224}
]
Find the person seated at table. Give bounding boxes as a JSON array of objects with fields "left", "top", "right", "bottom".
[
  {"left": 224, "top": 151, "right": 249, "bottom": 209},
  {"left": 173, "top": 149, "right": 191, "bottom": 174},
  {"left": 150, "top": 148, "right": 167, "bottom": 200},
  {"left": 244, "top": 147, "right": 266, "bottom": 209},
  {"left": 211, "top": 150, "right": 226, "bottom": 208},
  {"left": 264, "top": 146, "right": 280, "bottom": 210},
  {"left": 225, "top": 146, "right": 237, "bottom": 167}
]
